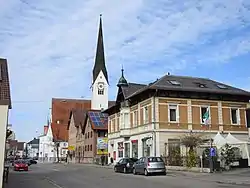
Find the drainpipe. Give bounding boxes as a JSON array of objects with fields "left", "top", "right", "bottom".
[{"left": 153, "top": 89, "right": 158, "bottom": 157}]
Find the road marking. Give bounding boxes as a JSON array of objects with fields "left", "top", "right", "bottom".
[
  {"left": 44, "top": 177, "right": 64, "bottom": 188},
  {"left": 52, "top": 169, "right": 59, "bottom": 171}
]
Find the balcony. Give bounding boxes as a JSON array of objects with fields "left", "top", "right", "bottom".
[
  {"left": 120, "top": 128, "right": 131, "bottom": 137},
  {"left": 108, "top": 124, "right": 154, "bottom": 139}
]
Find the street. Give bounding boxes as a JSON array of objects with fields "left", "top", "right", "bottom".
[{"left": 4, "top": 163, "right": 250, "bottom": 188}]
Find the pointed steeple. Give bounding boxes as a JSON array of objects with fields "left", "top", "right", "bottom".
[
  {"left": 117, "top": 66, "right": 128, "bottom": 87},
  {"left": 92, "top": 14, "right": 108, "bottom": 84}
]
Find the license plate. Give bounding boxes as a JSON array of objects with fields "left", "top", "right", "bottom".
[{"left": 154, "top": 169, "right": 163, "bottom": 172}]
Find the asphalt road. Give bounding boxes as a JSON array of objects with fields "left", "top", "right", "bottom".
[{"left": 4, "top": 163, "right": 250, "bottom": 188}]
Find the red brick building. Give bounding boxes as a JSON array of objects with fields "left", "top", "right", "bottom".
[{"left": 51, "top": 98, "right": 91, "bottom": 141}]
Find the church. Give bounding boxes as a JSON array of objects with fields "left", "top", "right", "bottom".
[{"left": 67, "top": 15, "right": 114, "bottom": 164}]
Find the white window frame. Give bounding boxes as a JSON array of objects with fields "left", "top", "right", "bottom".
[
  {"left": 124, "top": 113, "right": 129, "bottom": 129},
  {"left": 168, "top": 104, "right": 179, "bottom": 123},
  {"left": 200, "top": 105, "right": 211, "bottom": 124},
  {"left": 230, "top": 108, "right": 240, "bottom": 125},
  {"left": 143, "top": 106, "right": 149, "bottom": 124},
  {"left": 133, "top": 111, "right": 137, "bottom": 126},
  {"left": 110, "top": 120, "right": 114, "bottom": 132}
]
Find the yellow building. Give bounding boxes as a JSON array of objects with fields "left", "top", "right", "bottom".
[{"left": 104, "top": 70, "right": 250, "bottom": 163}]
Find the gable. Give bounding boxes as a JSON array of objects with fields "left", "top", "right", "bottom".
[
  {"left": 69, "top": 114, "right": 77, "bottom": 134},
  {"left": 93, "top": 70, "right": 108, "bottom": 85},
  {"left": 84, "top": 118, "right": 92, "bottom": 135}
]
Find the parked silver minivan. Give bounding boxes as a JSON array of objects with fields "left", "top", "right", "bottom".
[{"left": 133, "top": 156, "right": 166, "bottom": 176}]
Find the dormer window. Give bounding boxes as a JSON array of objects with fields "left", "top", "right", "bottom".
[
  {"left": 169, "top": 80, "right": 181, "bottom": 86},
  {"left": 198, "top": 83, "right": 206, "bottom": 88},
  {"left": 217, "top": 84, "right": 227, "bottom": 89}
]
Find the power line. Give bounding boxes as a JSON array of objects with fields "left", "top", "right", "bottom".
[{"left": 12, "top": 100, "right": 48, "bottom": 104}]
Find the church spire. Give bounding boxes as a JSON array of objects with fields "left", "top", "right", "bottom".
[{"left": 92, "top": 14, "right": 108, "bottom": 84}]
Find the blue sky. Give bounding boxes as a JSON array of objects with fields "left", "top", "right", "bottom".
[{"left": 1, "top": 0, "right": 250, "bottom": 142}]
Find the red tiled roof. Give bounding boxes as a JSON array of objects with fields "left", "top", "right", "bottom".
[{"left": 51, "top": 98, "right": 91, "bottom": 141}]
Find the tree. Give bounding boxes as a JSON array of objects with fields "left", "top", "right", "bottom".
[
  {"left": 180, "top": 133, "right": 204, "bottom": 168},
  {"left": 180, "top": 133, "right": 203, "bottom": 153},
  {"left": 220, "top": 143, "right": 235, "bottom": 170},
  {"left": 54, "top": 128, "right": 61, "bottom": 163}
]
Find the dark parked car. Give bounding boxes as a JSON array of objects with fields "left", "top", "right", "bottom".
[
  {"left": 114, "top": 158, "right": 138, "bottom": 173},
  {"left": 24, "top": 158, "right": 37, "bottom": 166}
]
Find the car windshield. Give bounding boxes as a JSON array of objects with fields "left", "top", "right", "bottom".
[
  {"left": 15, "top": 160, "right": 26, "bottom": 164},
  {"left": 148, "top": 157, "right": 163, "bottom": 162}
]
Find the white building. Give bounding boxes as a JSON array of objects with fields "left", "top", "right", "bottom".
[
  {"left": 0, "top": 58, "right": 11, "bottom": 188},
  {"left": 39, "top": 125, "right": 68, "bottom": 162},
  {"left": 39, "top": 125, "right": 55, "bottom": 162},
  {"left": 26, "top": 138, "right": 39, "bottom": 158},
  {"left": 104, "top": 71, "right": 250, "bottom": 164}
]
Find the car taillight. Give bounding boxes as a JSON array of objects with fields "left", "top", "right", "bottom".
[
  {"left": 148, "top": 162, "right": 150, "bottom": 166},
  {"left": 126, "top": 163, "right": 130, "bottom": 167}
]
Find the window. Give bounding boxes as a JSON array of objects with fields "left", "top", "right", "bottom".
[
  {"left": 90, "top": 131, "right": 92, "bottom": 138},
  {"left": 87, "top": 132, "right": 89, "bottom": 138},
  {"left": 169, "top": 80, "right": 181, "bottom": 85},
  {"left": 98, "top": 89, "right": 104, "bottom": 95},
  {"left": 231, "top": 108, "right": 240, "bottom": 125},
  {"left": 98, "top": 131, "right": 105, "bottom": 137},
  {"left": 168, "top": 104, "right": 178, "bottom": 122},
  {"left": 87, "top": 145, "right": 89, "bottom": 151},
  {"left": 85, "top": 134, "right": 87, "bottom": 139},
  {"left": 143, "top": 106, "right": 149, "bottom": 124},
  {"left": 132, "top": 140, "right": 138, "bottom": 158},
  {"left": 199, "top": 84, "right": 206, "bottom": 88},
  {"left": 124, "top": 143, "right": 130, "bottom": 157},
  {"left": 217, "top": 84, "right": 227, "bottom": 89},
  {"left": 124, "top": 113, "right": 129, "bottom": 128},
  {"left": 90, "top": 145, "right": 92, "bottom": 151},
  {"left": 133, "top": 111, "right": 137, "bottom": 126},
  {"left": 85, "top": 145, "right": 87, "bottom": 151},
  {"left": 148, "top": 157, "right": 163, "bottom": 162},
  {"left": 201, "top": 106, "right": 210, "bottom": 124},
  {"left": 118, "top": 142, "right": 123, "bottom": 158}
]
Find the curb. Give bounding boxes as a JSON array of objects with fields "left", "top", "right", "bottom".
[{"left": 216, "top": 180, "right": 250, "bottom": 186}]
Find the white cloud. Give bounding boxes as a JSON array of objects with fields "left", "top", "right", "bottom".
[{"left": 1, "top": 0, "right": 250, "bottom": 140}]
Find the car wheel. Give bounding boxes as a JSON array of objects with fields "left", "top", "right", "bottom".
[
  {"left": 133, "top": 168, "right": 137, "bottom": 175},
  {"left": 114, "top": 167, "right": 117, "bottom": 172},
  {"left": 123, "top": 167, "right": 127, "bottom": 174},
  {"left": 144, "top": 169, "right": 148, "bottom": 176}
]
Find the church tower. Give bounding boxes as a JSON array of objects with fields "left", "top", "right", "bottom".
[{"left": 91, "top": 15, "right": 109, "bottom": 110}]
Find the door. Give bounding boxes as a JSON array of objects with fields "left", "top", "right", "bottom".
[
  {"left": 138, "top": 157, "right": 145, "bottom": 173},
  {"left": 134, "top": 157, "right": 141, "bottom": 173},
  {"left": 117, "top": 159, "right": 124, "bottom": 172}
]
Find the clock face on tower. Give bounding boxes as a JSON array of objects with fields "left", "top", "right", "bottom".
[{"left": 98, "top": 82, "right": 104, "bottom": 90}]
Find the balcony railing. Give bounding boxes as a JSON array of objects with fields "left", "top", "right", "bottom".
[{"left": 108, "top": 124, "right": 153, "bottom": 139}]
